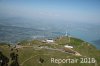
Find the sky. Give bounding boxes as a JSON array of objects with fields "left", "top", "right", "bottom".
[{"left": 0, "top": 0, "right": 100, "bottom": 23}]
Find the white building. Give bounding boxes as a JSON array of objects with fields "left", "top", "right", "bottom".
[
  {"left": 42, "top": 39, "right": 54, "bottom": 43},
  {"left": 46, "top": 39, "right": 54, "bottom": 43},
  {"left": 64, "top": 45, "right": 73, "bottom": 48}
]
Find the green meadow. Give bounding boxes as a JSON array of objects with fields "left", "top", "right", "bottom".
[{"left": 0, "top": 36, "right": 100, "bottom": 66}]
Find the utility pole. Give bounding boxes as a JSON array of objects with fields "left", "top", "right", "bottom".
[
  {"left": 68, "top": 34, "right": 70, "bottom": 43},
  {"left": 65, "top": 31, "right": 70, "bottom": 43}
]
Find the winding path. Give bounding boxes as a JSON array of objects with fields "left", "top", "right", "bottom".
[{"left": 20, "top": 54, "right": 54, "bottom": 66}]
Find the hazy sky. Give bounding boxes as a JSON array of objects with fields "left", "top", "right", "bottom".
[
  {"left": 0, "top": 0, "right": 100, "bottom": 23},
  {"left": 0, "top": 0, "right": 100, "bottom": 49}
]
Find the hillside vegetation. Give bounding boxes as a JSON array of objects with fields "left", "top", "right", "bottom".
[{"left": 0, "top": 36, "right": 100, "bottom": 66}]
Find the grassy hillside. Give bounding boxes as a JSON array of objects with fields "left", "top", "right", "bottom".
[{"left": 0, "top": 36, "right": 100, "bottom": 66}]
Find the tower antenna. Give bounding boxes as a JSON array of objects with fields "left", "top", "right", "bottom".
[{"left": 65, "top": 31, "right": 70, "bottom": 43}]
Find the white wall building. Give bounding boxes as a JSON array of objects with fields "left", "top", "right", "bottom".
[
  {"left": 46, "top": 39, "right": 54, "bottom": 43},
  {"left": 64, "top": 45, "right": 73, "bottom": 48}
]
